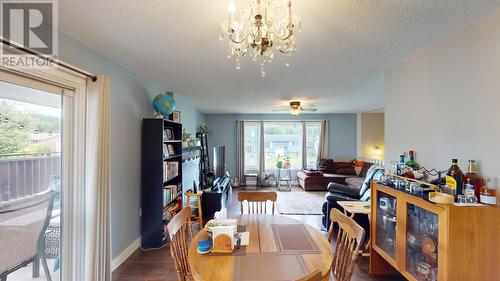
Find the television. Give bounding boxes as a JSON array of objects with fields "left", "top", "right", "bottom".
[{"left": 213, "top": 146, "right": 226, "bottom": 178}]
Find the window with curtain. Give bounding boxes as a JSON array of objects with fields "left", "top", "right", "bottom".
[
  {"left": 243, "top": 122, "right": 260, "bottom": 172},
  {"left": 305, "top": 121, "right": 321, "bottom": 168},
  {"left": 263, "top": 121, "right": 303, "bottom": 170},
  {"left": 242, "top": 120, "right": 326, "bottom": 172}
]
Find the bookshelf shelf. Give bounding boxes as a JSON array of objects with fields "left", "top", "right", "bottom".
[
  {"left": 164, "top": 154, "right": 182, "bottom": 161},
  {"left": 141, "top": 118, "right": 183, "bottom": 250}
]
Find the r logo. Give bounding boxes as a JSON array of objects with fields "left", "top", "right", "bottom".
[{"left": 1, "top": 1, "right": 56, "bottom": 56}]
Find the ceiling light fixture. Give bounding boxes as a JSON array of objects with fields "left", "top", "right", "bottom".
[{"left": 220, "top": 0, "right": 301, "bottom": 77}]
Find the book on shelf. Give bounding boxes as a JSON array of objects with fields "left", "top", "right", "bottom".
[
  {"left": 163, "top": 144, "right": 168, "bottom": 158},
  {"left": 163, "top": 184, "right": 181, "bottom": 206},
  {"left": 163, "top": 199, "right": 181, "bottom": 222},
  {"left": 163, "top": 161, "right": 179, "bottom": 181}
]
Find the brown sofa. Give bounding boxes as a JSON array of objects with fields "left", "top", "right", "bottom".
[{"left": 297, "top": 159, "right": 373, "bottom": 191}]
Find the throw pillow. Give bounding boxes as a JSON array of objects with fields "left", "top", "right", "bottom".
[{"left": 359, "top": 162, "right": 374, "bottom": 178}]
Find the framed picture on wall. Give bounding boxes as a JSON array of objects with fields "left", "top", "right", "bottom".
[
  {"left": 173, "top": 111, "right": 181, "bottom": 123},
  {"left": 165, "top": 128, "right": 174, "bottom": 140}
]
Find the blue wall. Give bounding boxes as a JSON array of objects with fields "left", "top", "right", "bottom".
[
  {"left": 204, "top": 113, "right": 357, "bottom": 177},
  {"left": 59, "top": 32, "right": 205, "bottom": 258}
]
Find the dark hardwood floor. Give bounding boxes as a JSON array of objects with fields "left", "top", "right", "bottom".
[{"left": 113, "top": 186, "right": 405, "bottom": 281}]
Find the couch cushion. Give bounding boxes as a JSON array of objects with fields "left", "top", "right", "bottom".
[
  {"left": 345, "top": 177, "right": 365, "bottom": 189},
  {"left": 316, "top": 159, "right": 334, "bottom": 172},
  {"left": 332, "top": 162, "right": 357, "bottom": 175}
]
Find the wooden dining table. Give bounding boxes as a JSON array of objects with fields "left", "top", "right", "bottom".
[{"left": 188, "top": 214, "right": 333, "bottom": 281}]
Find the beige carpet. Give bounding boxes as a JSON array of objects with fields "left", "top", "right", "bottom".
[{"left": 276, "top": 191, "right": 326, "bottom": 215}]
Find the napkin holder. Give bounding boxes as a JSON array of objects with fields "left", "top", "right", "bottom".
[
  {"left": 212, "top": 233, "right": 234, "bottom": 253},
  {"left": 211, "top": 225, "right": 235, "bottom": 254}
]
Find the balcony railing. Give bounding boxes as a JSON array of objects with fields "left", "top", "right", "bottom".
[{"left": 0, "top": 153, "right": 61, "bottom": 202}]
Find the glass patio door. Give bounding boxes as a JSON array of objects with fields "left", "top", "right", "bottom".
[{"left": 0, "top": 71, "right": 74, "bottom": 281}]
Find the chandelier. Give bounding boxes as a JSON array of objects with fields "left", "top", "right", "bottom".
[{"left": 220, "top": 0, "right": 301, "bottom": 77}]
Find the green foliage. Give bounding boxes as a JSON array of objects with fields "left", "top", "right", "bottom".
[
  {"left": 23, "top": 144, "right": 51, "bottom": 154},
  {"left": 0, "top": 102, "right": 32, "bottom": 154},
  {"left": 31, "top": 113, "right": 60, "bottom": 134},
  {"left": 0, "top": 101, "right": 60, "bottom": 155},
  {"left": 197, "top": 122, "right": 212, "bottom": 136}
]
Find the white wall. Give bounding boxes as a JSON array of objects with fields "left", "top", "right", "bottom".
[
  {"left": 385, "top": 8, "right": 500, "bottom": 189},
  {"left": 357, "top": 113, "right": 385, "bottom": 160}
]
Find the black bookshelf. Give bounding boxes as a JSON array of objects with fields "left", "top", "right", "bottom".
[{"left": 141, "top": 118, "right": 183, "bottom": 249}]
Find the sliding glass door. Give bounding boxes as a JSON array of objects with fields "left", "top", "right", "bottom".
[
  {"left": 243, "top": 120, "right": 323, "bottom": 175},
  {"left": 0, "top": 73, "right": 73, "bottom": 281}
]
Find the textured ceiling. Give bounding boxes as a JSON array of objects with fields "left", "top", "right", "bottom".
[{"left": 59, "top": 0, "right": 500, "bottom": 114}]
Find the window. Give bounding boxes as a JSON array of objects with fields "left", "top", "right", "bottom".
[
  {"left": 244, "top": 122, "right": 260, "bottom": 172},
  {"left": 305, "top": 121, "right": 321, "bottom": 169},
  {"left": 263, "top": 121, "right": 303, "bottom": 170},
  {"left": 242, "top": 120, "right": 326, "bottom": 172}
]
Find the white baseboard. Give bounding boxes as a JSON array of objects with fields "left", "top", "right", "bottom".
[{"left": 111, "top": 237, "right": 141, "bottom": 271}]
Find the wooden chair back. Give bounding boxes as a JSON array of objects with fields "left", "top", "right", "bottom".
[
  {"left": 328, "top": 208, "right": 365, "bottom": 281},
  {"left": 166, "top": 206, "right": 194, "bottom": 281},
  {"left": 295, "top": 269, "right": 322, "bottom": 281},
  {"left": 238, "top": 191, "right": 277, "bottom": 214}
]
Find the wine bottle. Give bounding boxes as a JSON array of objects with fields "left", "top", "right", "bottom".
[
  {"left": 446, "top": 159, "right": 464, "bottom": 198},
  {"left": 405, "top": 150, "right": 418, "bottom": 170}
]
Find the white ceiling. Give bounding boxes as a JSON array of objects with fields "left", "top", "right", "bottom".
[{"left": 59, "top": 0, "right": 500, "bottom": 114}]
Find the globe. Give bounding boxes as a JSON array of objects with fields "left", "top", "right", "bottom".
[{"left": 152, "top": 93, "right": 176, "bottom": 117}]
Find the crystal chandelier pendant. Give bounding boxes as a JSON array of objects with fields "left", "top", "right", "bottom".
[{"left": 221, "top": 0, "right": 300, "bottom": 77}]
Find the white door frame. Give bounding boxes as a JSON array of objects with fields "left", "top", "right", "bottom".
[{"left": 0, "top": 65, "right": 87, "bottom": 281}]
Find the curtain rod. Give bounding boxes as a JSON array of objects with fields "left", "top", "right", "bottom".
[{"left": 0, "top": 38, "right": 97, "bottom": 82}]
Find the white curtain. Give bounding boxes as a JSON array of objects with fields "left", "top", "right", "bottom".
[
  {"left": 259, "top": 121, "right": 265, "bottom": 175},
  {"left": 236, "top": 120, "right": 245, "bottom": 184},
  {"left": 85, "top": 75, "right": 111, "bottom": 281},
  {"left": 317, "top": 120, "right": 329, "bottom": 161}
]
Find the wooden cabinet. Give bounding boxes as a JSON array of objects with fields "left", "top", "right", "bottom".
[{"left": 370, "top": 182, "right": 500, "bottom": 281}]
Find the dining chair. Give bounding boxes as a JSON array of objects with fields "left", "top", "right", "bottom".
[
  {"left": 296, "top": 269, "right": 322, "bottom": 281},
  {"left": 238, "top": 191, "right": 277, "bottom": 214},
  {"left": 166, "top": 206, "right": 195, "bottom": 281},
  {"left": 0, "top": 190, "right": 56, "bottom": 281},
  {"left": 328, "top": 208, "right": 365, "bottom": 281}
]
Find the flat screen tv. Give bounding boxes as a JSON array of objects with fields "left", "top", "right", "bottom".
[{"left": 213, "top": 146, "right": 225, "bottom": 178}]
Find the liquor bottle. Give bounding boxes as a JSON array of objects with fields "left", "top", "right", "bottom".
[
  {"left": 405, "top": 150, "right": 418, "bottom": 170},
  {"left": 463, "top": 160, "right": 485, "bottom": 199},
  {"left": 480, "top": 177, "right": 497, "bottom": 205},
  {"left": 446, "top": 159, "right": 464, "bottom": 197}
]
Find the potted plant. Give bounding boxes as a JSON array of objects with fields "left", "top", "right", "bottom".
[
  {"left": 182, "top": 128, "right": 191, "bottom": 147},
  {"left": 197, "top": 122, "right": 212, "bottom": 136}
]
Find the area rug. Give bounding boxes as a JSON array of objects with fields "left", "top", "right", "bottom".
[{"left": 276, "top": 191, "right": 325, "bottom": 215}]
